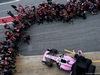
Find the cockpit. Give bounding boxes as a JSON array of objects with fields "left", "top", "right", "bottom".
[{"left": 61, "top": 59, "right": 66, "bottom": 63}]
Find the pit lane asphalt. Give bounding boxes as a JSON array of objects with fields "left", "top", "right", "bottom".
[
  {"left": 0, "top": 0, "right": 67, "bottom": 17},
  {"left": 0, "top": 0, "right": 14, "bottom": 3},
  {"left": 0, "top": 0, "right": 100, "bottom": 56}
]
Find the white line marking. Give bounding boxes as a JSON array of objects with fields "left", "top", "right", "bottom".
[
  {"left": 0, "top": 15, "right": 18, "bottom": 19},
  {"left": 0, "top": 22, "right": 12, "bottom": 26},
  {"left": 0, "top": 9, "right": 13, "bottom": 13},
  {"left": 0, "top": 0, "right": 20, "bottom": 6},
  {"left": 0, "top": 16, "right": 11, "bottom": 19}
]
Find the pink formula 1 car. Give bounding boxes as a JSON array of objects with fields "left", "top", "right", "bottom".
[
  {"left": 42, "top": 49, "right": 76, "bottom": 72},
  {"left": 42, "top": 49, "right": 96, "bottom": 75}
]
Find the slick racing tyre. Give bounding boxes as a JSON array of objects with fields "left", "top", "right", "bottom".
[
  {"left": 83, "top": 15, "right": 87, "bottom": 19},
  {"left": 47, "top": 49, "right": 58, "bottom": 54},
  {"left": 56, "top": 63, "right": 60, "bottom": 69},
  {"left": 50, "top": 49, "right": 58, "bottom": 54},
  {"left": 46, "top": 62, "right": 52, "bottom": 67}
]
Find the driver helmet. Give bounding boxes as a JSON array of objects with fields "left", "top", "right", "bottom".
[{"left": 78, "top": 50, "right": 82, "bottom": 56}]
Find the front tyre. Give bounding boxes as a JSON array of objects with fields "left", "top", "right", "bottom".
[
  {"left": 56, "top": 63, "right": 60, "bottom": 69},
  {"left": 46, "top": 62, "right": 52, "bottom": 67}
]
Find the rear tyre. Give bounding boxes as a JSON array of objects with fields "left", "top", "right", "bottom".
[
  {"left": 47, "top": 49, "right": 58, "bottom": 54},
  {"left": 50, "top": 49, "right": 58, "bottom": 54}
]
